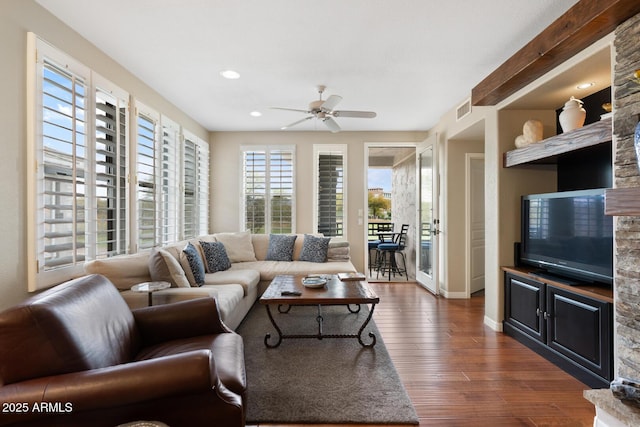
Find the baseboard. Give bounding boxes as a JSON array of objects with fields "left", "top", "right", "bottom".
[
  {"left": 484, "top": 315, "right": 503, "bottom": 332},
  {"left": 439, "top": 290, "right": 467, "bottom": 299}
]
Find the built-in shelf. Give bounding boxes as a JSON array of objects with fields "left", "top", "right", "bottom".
[
  {"left": 504, "top": 118, "right": 612, "bottom": 168},
  {"left": 605, "top": 187, "right": 640, "bottom": 216}
]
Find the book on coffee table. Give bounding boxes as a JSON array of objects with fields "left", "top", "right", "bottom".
[{"left": 337, "top": 272, "right": 366, "bottom": 281}]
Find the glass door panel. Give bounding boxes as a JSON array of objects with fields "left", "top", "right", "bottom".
[{"left": 417, "top": 135, "right": 438, "bottom": 294}]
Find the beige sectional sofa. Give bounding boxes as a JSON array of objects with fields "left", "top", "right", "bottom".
[{"left": 84, "top": 232, "right": 357, "bottom": 330}]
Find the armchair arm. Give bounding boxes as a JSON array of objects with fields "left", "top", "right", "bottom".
[
  {"left": 0, "top": 350, "right": 240, "bottom": 425},
  {"left": 133, "top": 297, "right": 232, "bottom": 346}
]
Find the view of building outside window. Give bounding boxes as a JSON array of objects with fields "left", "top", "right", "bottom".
[{"left": 368, "top": 168, "right": 392, "bottom": 239}]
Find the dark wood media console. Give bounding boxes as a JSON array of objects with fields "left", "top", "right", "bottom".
[{"left": 502, "top": 266, "right": 613, "bottom": 388}]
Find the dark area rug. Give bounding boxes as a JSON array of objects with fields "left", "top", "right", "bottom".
[{"left": 236, "top": 302, "right": 419, "bottom": 424}]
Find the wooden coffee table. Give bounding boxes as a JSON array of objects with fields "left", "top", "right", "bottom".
[{"left": 259, "top": 274, "right": 380, "bottom": 348}]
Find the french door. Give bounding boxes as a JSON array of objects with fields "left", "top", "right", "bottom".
[{"left": 416, "top": 135, "right": 439, "bottom": 294}]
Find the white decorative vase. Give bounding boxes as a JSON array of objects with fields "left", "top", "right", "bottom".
[{"left": 559, "top": 96, "right": 586, "bottom": 133}]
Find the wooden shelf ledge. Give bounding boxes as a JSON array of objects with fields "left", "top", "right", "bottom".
[
  {"left": 504, "top": 118, "right": 611, "bottom": 168},
  {"left": 605, "top": 187, "right": 640, "bottom": 216}
]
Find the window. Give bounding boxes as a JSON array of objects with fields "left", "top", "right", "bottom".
[
  {"left": 160, "top": 117, "right": 180, "bottom": 245},
  {"left": 314, "top": 144, "right": 347, "bottom": 239},
  {"left": 28, "top": 35, "right": 130, "bottom": 290},
  {"left": 27, "top": 34, "right": 210, "bottom": 291},
  {"left": 241, "top": 146, "right": 295, "bottom": 234},
  {"left": 135, "top": 105, "right": 159, "bottom": 250},
  {"left": 183, "top": 131, "right": 209, "bottom": 239},
  {"left": 93, "top": 80, "right": 129, "bottom": 258},
  {"left": 136, "top": 106, "right": 209, "bottom": 248}
]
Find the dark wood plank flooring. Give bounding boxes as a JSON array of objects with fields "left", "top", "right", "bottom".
[{"left": 252, "top": 282, "right": 596, "bottom": 426}]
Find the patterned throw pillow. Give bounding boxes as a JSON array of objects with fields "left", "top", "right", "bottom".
[
  {"left": 266, "top": 234, "right": 297, "bottom": 261},
  {"left": 200, "top": 241, "right": 232, "bottom": 272},
  {"left": 298, "top": 234, "right": 331, "bottom": 263},
  {"left": 182, "top": 242, "right": 205, "bottom": 286}
]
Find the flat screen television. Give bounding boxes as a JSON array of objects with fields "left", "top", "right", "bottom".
[{"left": 520, "top": 188, "right": 613, "bottom": 285}]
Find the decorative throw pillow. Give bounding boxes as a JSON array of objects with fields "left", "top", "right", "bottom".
[
  {"left": 214, "top": 231, "right": 257, "bottom": 262},
  {"left": 298, "top": 234, "right": 331, "bottom": 263},
  {"left": 266, "top": 234, "right": 297, "bottom": 261},
  {"left": 182, "top": 242, "right": 205, "bottom": 286},
  {"left": 148, "top": 248, "right": 190, "bottom": 287},
  {"left": 200, "top": 240, "right": 232, "bottom": 272}
]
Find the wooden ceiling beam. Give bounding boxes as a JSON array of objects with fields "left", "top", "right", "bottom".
[{"left": 471, "top": 0, "right": 640, "bottom": 106}]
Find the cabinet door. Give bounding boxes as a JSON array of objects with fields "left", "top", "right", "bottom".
[
  {"left": 505, "top": 273, "right": 545, "bottom": 343},
  {"left": 546, "top": 285, "right": 612, "bottom": 381}
]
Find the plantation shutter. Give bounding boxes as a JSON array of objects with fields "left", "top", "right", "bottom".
[
  {"left": 183, "top": 133, "right": 209, "bottom": 238},
  {"left": 317, "top": 152, "right": 344, "bottom": 237},
  {"left": 269, "top": 150, "right": 294, "bottom": 233},
  {"left": 242, "top": 147, "right": 295, "bottom": 234},
  {"left": 94, "top": 87, "right": 128, "bottom": 257},
  {"left": 183, "top": 137, "right": 197, "bottom": 238},
  {"left": 136, "top": 111, "right": 159, "bottom": 250},
  {"left": 40, "top": 60, "right": 88, "bottom": 271},
  {"left": 243, "top": 150, "right": 267, "bottom": 233},
  {"left": 197, "top": 140, "right": 209, "bottom": 235},
  {"left": 160, "top": 118, "right": 180, "bottom": 245}
]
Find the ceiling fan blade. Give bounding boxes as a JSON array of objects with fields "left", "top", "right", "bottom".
[
  {"left": 270, "top": 107, "right": 310, "bottom": 114},
  {"left": 332, "top": 110, "right": 377, "bottom": 118},
  {"left": 323, "top": 117, "right": 341, "bottom": 133},
  {"left": 281, "top": 116, "right": 313, "bottom": 130},
  {"left": 320, "top": 95, "right": 342, "bottom": 111}
]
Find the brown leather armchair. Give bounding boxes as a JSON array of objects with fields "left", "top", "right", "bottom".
[{"left": 0, "top": 274, "right": 246, "bottom": 427}]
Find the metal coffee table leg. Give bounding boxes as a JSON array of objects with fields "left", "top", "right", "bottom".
[{"left": 263, "top": 303, "right": 377, "bottom": 348}]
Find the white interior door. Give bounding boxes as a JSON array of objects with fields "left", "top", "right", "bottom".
[
  {"left": 416, "top": 135, "right": 439, "bottom": 294},
  {"left": 467, "top": 155, "right": 485, "bottom": 295}
]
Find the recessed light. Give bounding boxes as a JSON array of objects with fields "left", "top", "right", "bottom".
[
  {"left": 250, "top": 111, "right": 262, "bottom": 117},
  {"left": 220, "top": 70, "right": 240, "bottom": 79},
  {"left": 576, "top": 82, "right": 594, "bottom": 89}
]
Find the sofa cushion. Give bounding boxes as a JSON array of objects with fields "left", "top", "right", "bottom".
[
  {"left": 251, "top": 233, "right": 270, "bottom": 260},
  {"left": 133, "top": 287, "right": 218, "bottom": 308},
  {"left": 215, "top": 231, "right": 257, "bottom": 262},
  {"left": 148, "top": 248, "right": 191, "bottom": 288},
  {"left": 298, "top": 234, "right": 331, "bottom": 263},
  {"left": 266, "top": 234, "right": 297, "bottom": 261},
  {"left": 230, "top": 260, "right": 357, "bottom": 281},
  {"left": 201, "top": 284, "right": 245, "bottom": 321},
  {"left": 203, "top": 269, "right": 260, "bottom": 296},
  {"left": 84, "top": 252, "right": 152, "bottom": 290},
  {"left": 181, "top": 243, "right": 206, "bottom": 286},
  {"left": 200, "top": 241, "right": 232, "bottom": 272}
]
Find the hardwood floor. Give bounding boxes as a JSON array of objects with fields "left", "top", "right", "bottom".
[{"left": 253, "top": 281, "right": 596, "bottom": 427}]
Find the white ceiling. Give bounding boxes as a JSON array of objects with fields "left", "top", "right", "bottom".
[{"left": 37, "top": 0, "right": 580, "bottom": 133}]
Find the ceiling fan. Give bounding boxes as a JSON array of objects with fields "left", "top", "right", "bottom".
[{"left": 271, "top": 85, "right": 377, "bottom": 133}]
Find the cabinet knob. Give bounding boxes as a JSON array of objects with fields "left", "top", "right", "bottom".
[{"left": 536, "top": 308, "right": 541, "bottom": 317}]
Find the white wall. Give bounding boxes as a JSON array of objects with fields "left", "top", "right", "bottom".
[
  {"left": 445, "top": 138, "right": 484, "bottom": 296},
  {"left": 0, "top": 0, "right": 208, "bottom": 309},
  {"left": 209, "top": 131, "right": 427, "bottom": 274}
]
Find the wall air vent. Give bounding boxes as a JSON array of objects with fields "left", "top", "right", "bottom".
[{"left": 456, "top": 98, "right": 471, "bottom": 121}]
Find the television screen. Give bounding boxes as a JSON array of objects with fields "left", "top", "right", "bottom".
[{"left": 521, "top": 189, "right": 613, "bottom": 284}]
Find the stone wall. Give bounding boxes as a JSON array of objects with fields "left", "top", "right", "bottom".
[
  {"left": 391, "top": 153, "right": 417, "bottom": 280},
  {"left": 613, "top": 11, "right": 640, "bottom": 380}
]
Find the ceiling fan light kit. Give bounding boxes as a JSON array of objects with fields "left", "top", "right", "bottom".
[{"left": 272, "top": 85, "right": 376, "bottom": 133}]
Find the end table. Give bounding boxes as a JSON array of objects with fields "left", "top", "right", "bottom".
[{"left": 130, "top": 281, "right": 171, "bottom": 306}]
